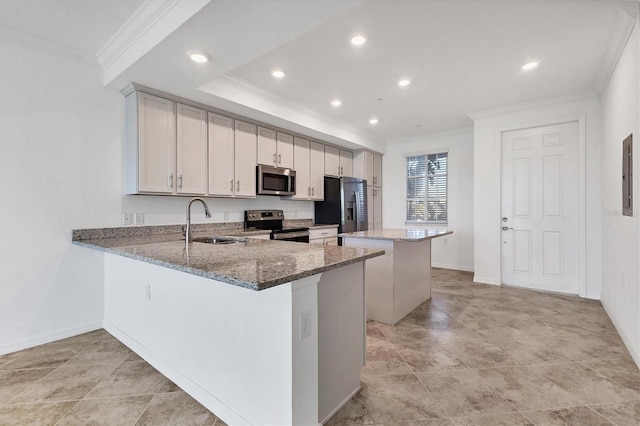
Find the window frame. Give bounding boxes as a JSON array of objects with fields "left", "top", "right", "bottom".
[{"left": 405, "top": 150, "right": 449, "bottom": 225}]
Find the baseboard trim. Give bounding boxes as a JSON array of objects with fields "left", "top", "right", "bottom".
[
  {"left": 319, "top": 384, "right": 362, "bottom": 425},
  {"left": 0, "top": 321, "right": 103, "bottom": 355},
  {"left": 432, "top": 263, "right": 474, "bottom": 272},
  {"left": 104, "top": 320, "right": 251, "bottom": 426},
  {"left": 600, "top": 299, "right": 640, "bottom": 369},
  {"left": 473, "top": 276, "right": 500, "bottom": 286}
]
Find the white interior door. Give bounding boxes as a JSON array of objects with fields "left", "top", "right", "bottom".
[{"left": 501, "top": 121, "right": 580, "bottom": 294}]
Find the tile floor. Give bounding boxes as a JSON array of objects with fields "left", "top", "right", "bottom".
[{"left": 1, "top": 268, "right": 638, "bottom": 425}]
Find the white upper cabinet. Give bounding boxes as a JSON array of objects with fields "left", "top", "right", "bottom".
[
  {"left": 176, "top": 103, "right": 207, "bottom": 195},
  {"left": 234, "top": 120, "right": 257, "bottom": 198},
  {"left": 133, "top": 92, "right": 176, "bottom": 193},
  {"left": 293, "top": 137, "right": 311, "bottom": 200},
  {"left": 353, "top": 150, "right": 382, "bottom": 188},
  {"left": 257, "top": 127, "right": 294, "bottom": 169},
  {"left": 325, "top": 146, "right": 353, "bottom": 177},
  {"left": 276, "top": 132, "right": 294, "bottom": 169},
  {"left": 207, "top": 113, "right": 235, "bottom": 197},
  {"left": 310, "top": 141, "right": 324, "bottom": 200}
]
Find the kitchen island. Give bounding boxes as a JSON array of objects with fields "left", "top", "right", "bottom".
[
  {"left": 73, "top": 227, "right": 383, "bottom": 425},
  {"left": 339, "top": 228, "right": 452, "bottom": 325}
]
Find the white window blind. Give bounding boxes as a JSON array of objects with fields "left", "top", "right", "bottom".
[{"left": 406, "top": 152, "right": 448, "bottom": 223}]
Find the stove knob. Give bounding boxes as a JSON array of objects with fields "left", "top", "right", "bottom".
[
  {"left": 248, "top": 213, "right": 255, "bottom": 218},
  {"left": 277, "top": 212, "right": 283, "bottom": 217}
]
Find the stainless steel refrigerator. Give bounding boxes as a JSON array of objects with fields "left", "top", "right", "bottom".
[{"left": 315, "top": 177, "right": 368, "bottom": 244}]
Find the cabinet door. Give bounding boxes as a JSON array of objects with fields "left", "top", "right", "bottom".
[
  {"left": 340, "top": 150, "right": 353, "bottom": 177},
  {"left": 367, "top": 186, "right": 374, "bottom": 230},
  {"left": 208, "top": 113, "right": 234, "bottom": 196},
  {"left": 373, "top": 187, "right": 382, "bottom": 229},
  {"left": 138, "top": 93, "right": 176, "bottom": 193},
  {"left": 234, "top": 120, "right": 257, "bottom": 198},
  {"left": 310, "top": 142, "right": 325, "bottom": 200},
  {"left": 324, "top": 146, "right": 339, "bottom": 177},
  {"left": 373, "top": 154, "right": 382, "bottom": 187},
  {"left": 293, "top": 137, "right": 310, "bottom": 200},
  {"left": 276, "top": 132, "right": 294, "bottom": 169},
  {"left": 364, "top": 151, "right": 374, "bottom": 185},
  {"left": 176, "top": 104, "right": 207, "bottom": 194},
  {"left": 257, "top": 126, "right": 277, "bottom": 166}
]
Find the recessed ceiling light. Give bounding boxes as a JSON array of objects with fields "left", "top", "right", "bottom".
[
  {"left": 188, "top": 52, "right": 208, "bottom": 64},
  {"left": 272, "top": 70, "right": 285, "bottom": 78},
  {"left": 369, "top": 118, "right": 379, "bottom": 125},
  {"left": 398, "top": 79, "right": 411, "bottom": 87},
  {"left": 350, "top": 35, "right": 366, "bottom": 46},
  {"left": 522, "top": 61, "right": 539, "bottom": 71},
  {"left": 331, "top": 99, "right": 342, "bottom": 107}
]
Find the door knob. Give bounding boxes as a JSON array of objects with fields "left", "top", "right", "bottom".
[
  {"left": 502, "top": 217, "right": 509, "bottom": 222},
  {"left": 502, "top": 226, "right": 513, "bottom": 231}
]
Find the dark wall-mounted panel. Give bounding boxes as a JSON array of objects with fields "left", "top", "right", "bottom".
[{"left": 623, "top": 133, "right": 633, "bottom": 217}]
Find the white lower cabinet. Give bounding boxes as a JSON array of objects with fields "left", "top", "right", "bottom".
[
  {"left": 309, "top": 227, "right": 338, "bottom": 245},
  {"left": 367, "top": 187, "right": 383, "bottom": 230}
]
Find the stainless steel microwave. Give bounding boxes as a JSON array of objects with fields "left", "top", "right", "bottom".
[{"left": 256, "top": 165, "right": 296, "bottom": 196}]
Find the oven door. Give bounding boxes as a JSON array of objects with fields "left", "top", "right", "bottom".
[
  {"left": 271, "top": 230, "right": 310, "bottom": 243},
  {"left": 257, "top": 165, "right": 296, "bottom": 195}
]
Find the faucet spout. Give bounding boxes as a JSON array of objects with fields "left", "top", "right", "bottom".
[{"left": 186, "top": 197, "right": 211, "bottom": 246}]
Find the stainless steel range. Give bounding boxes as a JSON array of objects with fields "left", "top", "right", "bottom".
[{"left": 244, "top": 209, "right": 310, "bottom": 243}]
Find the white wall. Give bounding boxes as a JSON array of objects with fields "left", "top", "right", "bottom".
[
  {"left": 600, "top": 21, "right": 639, "bottom": 366},
  {"left": 0, "top": 35, "right": 312, "bottom": 354},
  {"left": 470, "top": 95, "right": 603, "bottom": 299},
  {"left": 383, "top": 128, "right": 474, "bottom": 271}
]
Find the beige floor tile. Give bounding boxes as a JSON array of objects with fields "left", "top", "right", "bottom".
[
  {"left": 522, "top": 406, "right": 615, "bottom": 425},
  {"left": 361, "top": 340, "right": 413, "bottom": 376},
  {"left": 374, "top": 419, "right": 453, "bottom": 426},
  {"left": 65, "top": 339, "right": 133, "bottom": 366},
  {"left": 582, "top": 357, "right": 640, "bottom": 391},
  {"left": 361, "top": 374, "right": 444, "bottom": 423},
  {"left": 9, "top": 363, "right": 118, "bottom": 404},
  {"left": 530, "top": 363, "right": 640, "bottom": 405},
  {"left": 136, "top": 390, "right": 218, "bottom": 425},
  {"left": 449, "top": 412, "right": 535, "bottom": 425},
  {"left": 475, "top": 366, "right": 582, "bottom": 410},
  {"left": 0, "top": 400, "right": 78, "bottom": 425},
  {"left": 394, "top": 343, "right": 467, "bottom": 373},
  {"left": 85, "top": 360, "right": 178, "bottom": 399},
  {"left": 0, "top": 342, "right": 89, "bottom": 370},
  {"left": 0, "top": 367, "right": 55, "bottom": 405},
  {"left": 57, "top": 395, "right": 152, "bottom": 426},
  {"left": 592, "top": 400, "right": 640, "bottom": 426},
  {"left": 416, "top": 369, "right": 516, "bottom": 417},
  {"left": 324, "top": 389, "right": 374, "bottom": 425}
]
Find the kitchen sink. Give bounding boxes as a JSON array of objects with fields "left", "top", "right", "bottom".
[{"left": 191, "top": 237, "right": 247, "bottom": 245}]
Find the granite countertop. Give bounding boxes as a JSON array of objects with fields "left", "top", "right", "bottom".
[
  {"left": 339, "top": 228, "right": 453, "bottom": 242},
  {"left": 73, "top": 229, "right": 383, "bottom": 291}
]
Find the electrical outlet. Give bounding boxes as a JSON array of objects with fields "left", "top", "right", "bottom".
[
  {"left": 122, "top": 213, "right": 132, "bottom": 225},
  {"left": 300, "top": 311, "right": 311, "bottom": 340},
  {"left": 134, "top": 213, "right": 144, "bottom": 225},
  {"left": 145, "top": 284, "right": 151, "bottom": 300},
  {"left": 443, "top": 238, "right": 448, "bottom": 245}
]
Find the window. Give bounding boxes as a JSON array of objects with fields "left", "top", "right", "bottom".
[{"left": 406, "top": 152, "right": 448, "bottom": 223}]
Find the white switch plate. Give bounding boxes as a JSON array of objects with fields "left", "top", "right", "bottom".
[
  {"left": 122, "top": 213, "right": 132, "bottom": 225},
  {"left": 134, "top": 213, "right": 144, "bottom": 225}
]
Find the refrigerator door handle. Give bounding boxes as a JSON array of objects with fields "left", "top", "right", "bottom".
[{"left": 354, "top": 191, "right": 361, "bottom": 232}]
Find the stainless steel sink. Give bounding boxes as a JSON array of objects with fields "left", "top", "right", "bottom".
[{"left": 191, "top": 237, "right": 246, "bottom": 245}]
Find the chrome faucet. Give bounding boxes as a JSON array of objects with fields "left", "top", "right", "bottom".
[{"left": 185, "top": 197, "right": 211, "bottom": 246}]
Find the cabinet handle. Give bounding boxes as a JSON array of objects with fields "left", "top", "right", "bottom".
[
  {"left": 312, "top": 187, "right": 314, "bottom": 196},
  {"left": 273, "top": 153, "right": 276, "bottom": 164},
  {"left": 237, "top": 180, "right": 240, "bottom": 191},
  {"left": 169, "top": 173, "right": 174, "bottom": 189},
  {"left": 230, "top": 180, "right": 234, "bottom": 191},
  {"left": 308, "top": 187, "right": 311, "bottom": 196},
  {"left": 373, "top": 176, "right": 377, "bottom": 185},
  {"left": 341, "top": 166, "right": 343, "bottom": 175},
  {"left": 178, "top": 175, "right": 183, "bottom": 189},
  {"left": 278, "top": 153, "right": 281, "bottom": 164}
]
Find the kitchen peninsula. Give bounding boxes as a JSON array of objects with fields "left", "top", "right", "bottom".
[
  {"left": 340, "top": 228, "right": 452, "bottom": 325},
  {"left": 73, "top": 226, "right": 383, "bottom": 425}
]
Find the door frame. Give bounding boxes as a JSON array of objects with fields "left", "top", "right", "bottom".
[{"left": 497, "top": 114, "right": 586, "bottom": 297}]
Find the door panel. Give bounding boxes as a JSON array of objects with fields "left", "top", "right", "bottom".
[
  {"left": 208, "top": 113, "right": 234, "bottom": 196},
  {"left": 501, "top": 121, "right": 579, "bottom": 294}
]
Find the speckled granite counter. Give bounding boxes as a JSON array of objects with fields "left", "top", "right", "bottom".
[
  {"left": 339, "top": 228, "right": 452, "bottom": 241},
  {"left": 73, "top": 227, "right": 383, "bottom": 291}
]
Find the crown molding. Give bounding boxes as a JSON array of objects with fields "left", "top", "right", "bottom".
[
  {"left": 386, "top": 126, "right": 474, "bottom": 146},
  {"left": 0, "top": 24, "right": 100, "bottom": 68},
  {"left": 467, "top": 91, "right": 599, "bottom": 121},
  {"left": 97, "top": 0, "right": 210, "bottom": 84},
  {"left": 594, "top": 11, "right": 637, "bottom": 94}
]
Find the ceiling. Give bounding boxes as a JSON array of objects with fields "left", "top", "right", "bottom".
[{"left": 1, "top": 0, "right": 637, "bottom": 151}]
